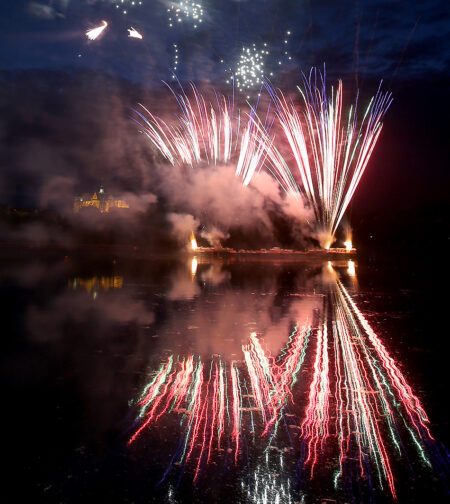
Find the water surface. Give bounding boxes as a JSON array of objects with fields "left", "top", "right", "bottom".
[{"left": 1, "top": 251, "right": 448, "bottom": 503}]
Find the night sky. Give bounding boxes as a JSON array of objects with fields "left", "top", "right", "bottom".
[
  {"left": 1, "top": 1, "right": 448, "bottom": 83},
  {"left": 0, "top": 0, "right": 449, "bottom": 251}
]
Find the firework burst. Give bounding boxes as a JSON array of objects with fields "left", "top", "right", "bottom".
[
  {"left": 133, "top": 83, "right": 272, "bottom": 186},
  {"left": 113, "top": 0, "right": 144, "bottom": 16},
  {"left": 264, "top": 68, "right": 393, "bottom": 248},
  {"left": 168, "top": 1, "right": 204, "bottom": 29},
  {"left": 231, "top": 43, "right": 270, "bottom": 95}
]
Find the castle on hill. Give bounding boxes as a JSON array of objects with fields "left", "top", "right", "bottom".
[{"left": 73, "top": 185, "right": 129, "bottom": 214}]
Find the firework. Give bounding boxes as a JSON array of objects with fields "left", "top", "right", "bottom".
[
  {"left": 264, "top": 68, "right": 392, "bottom": 248},
  {"left": 171, "top": 43, "right": 179, "bottom": 77},
  {"left": 230, "top": 44, "right": 271, "bottom": 95},
  {"left": 127, "top": 27, "right": 143, "bottom": 39},
  {"left": 134, "top": 83, "right": 272, "bottom": 186},
  {"left": 114, "top": 0, "right": 144, "bottom": 16},
  {"left": 86, "top": 20, "right": 108, "bottom": 41},
  {"left": 168, "top": 1, "right": 204, "bottom": 29}
]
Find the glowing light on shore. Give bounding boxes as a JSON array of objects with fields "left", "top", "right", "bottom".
[
  {"left": 86, "top": 20, "right": 108, "bottom": 40},
  {"left": 190, "top": 231, "right": 198, "bottom": 251},
  {"left": 127, "top": 27, "right": 143, "bottom": 39},
  {"left": 344, "top": 239, "right": 353, "bottom": 251}
]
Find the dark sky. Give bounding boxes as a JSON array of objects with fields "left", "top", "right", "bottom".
[
  {"left": 0, "top": 1, "right": 449, "bottom": 249},
  {"left": 0, "top": 0, "right": 448, "bottom": 86}
]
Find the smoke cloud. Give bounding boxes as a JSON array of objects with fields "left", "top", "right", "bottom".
[{"left": 0, "top": 69, "right": 316, "bottom": 250}]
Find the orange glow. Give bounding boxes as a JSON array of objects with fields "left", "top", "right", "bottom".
[
  {"left": 191, "top": 257, "right": 198, "bottom": 278},
  {"left": 347, "top": 260, "right": 356, "bottom": 276},
  {"left": 344, "top": 240, "right": 353, "bottom": 251},
  {"left": 190, "top": 232, "right": 198, "bottom": 251}
]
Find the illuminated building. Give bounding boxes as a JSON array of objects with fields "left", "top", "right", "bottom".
[{"left": 73, "top": 185, "right": 129, "bottom": 213}]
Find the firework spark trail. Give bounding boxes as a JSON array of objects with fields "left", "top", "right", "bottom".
[
  {"left": 86, "top": 20, "right": 108, "bottom": 40},
  {"left": 191, "top": 362, "right": 214, "bottom": 481},
  {"left": 335, "top": 281, "right": 450, "bottom": 484},
  {"left": 243, "top": 344, "right": 270, "bottom": 425},
  {"left": 299, "top": 324, "right": 330, "bottom": 477},
  {"left": 334, "top": 294, "right": 404, "bottom": 460},
  {"left": 230, "top": 361, "right": 241, "bottom": 462},
  {"left": 172, "top": 355, "right": 195, "bottom": 411},
  {"left": 264, "top": 68, "right": 392, "bottom": 247},
  {"left": 183, "top": 361, "right": 205, "bottom": 463},
  {"left": 129, "top": 358, "right": 176, "bottom": 445},
  {"left": 333, "top": 298, "right": 396, "bottom": 498},
  {"left": 337, "top": 280, "right": 433, "bottom": 441},
  {"left": 261, "top": 325, "right": 310, "bottom": 435},
  {"left": 134, "top": 83, "right": 272, "bottom": 185},
  {"left": 217, "top": 360, "right": 226, "bottom": 450},
  {"left": 127, "top": 27, "right": 143, "bottom": 39},
  {"left": 127, "top": 304, "right": 444, "bottom": 495},
  {"left": 137, "top": 355, "right": 174, "bottom": 417}
]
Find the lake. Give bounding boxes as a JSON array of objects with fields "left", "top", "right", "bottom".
[{"left": 1, "top": 249, "right": 448, "bottom": 503}]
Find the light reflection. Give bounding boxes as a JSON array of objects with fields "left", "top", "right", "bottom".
[
  {"left": 68, "top": 276, "right": 123, "bottom": 293},
  {"left": 347, "top": 259, "right": 356, "bottom": 276},
  {"left": 127, "top": 261, "right": 442, "bottom": 502},
  {"left": 190, "top": 256, "right": 198, "bottom": 278}
]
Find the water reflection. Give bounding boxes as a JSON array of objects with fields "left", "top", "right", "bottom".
[
  {"left": 68, "top": 275, "right": 124, "bottom": 294},
  {"left": 1, "top": 254, "right": 447, "bottom": 503},
  {"left": 125, "top": 259, "right": 446, "bottom": 502}
]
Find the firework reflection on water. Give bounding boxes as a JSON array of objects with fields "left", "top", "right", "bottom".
[{"left": 127, "top": 260, "right": 445, "bottom": 501}]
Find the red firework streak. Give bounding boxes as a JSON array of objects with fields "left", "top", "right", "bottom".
[
  {"left": 337, "top": 280, "right": 433, "bottom": 441},
  {"left": 333, "top": 294, "right": 396, "bottom": 498},
  {"left": 299, "top": 323, "right": 331, "bottom": 477}
]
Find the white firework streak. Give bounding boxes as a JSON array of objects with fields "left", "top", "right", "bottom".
[
  {"left": 264, "top": 68, "right": 393, "bottom": 247},
  {"left": 86, "top": 20, "right": 108, "bottom": 40},
  {"left": 133, "top": 83, "right": 273, "bottom": 186}
]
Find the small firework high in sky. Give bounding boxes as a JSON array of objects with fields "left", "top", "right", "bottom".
[
  {"left": 231, "top": 43, "right": 270, "bottom": 95},
  {"left": 167, "top": 1, "right": 204, "bottom": 29},
  {"left": 223, "top": 31, "right": 293, "bottom": 96},
  {"left": 113, "top": 0, "right": 144, "bottom": 16}
]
